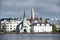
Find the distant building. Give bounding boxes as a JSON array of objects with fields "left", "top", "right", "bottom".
[
  {"left": 55, "top": 24, "right": 60, "bottom": 31},
  {"left": 47, "top": 18, "right": 60, "bottom": 30},
  {"left": 47, "top": 18, "right": 60, "bottom": 24}
]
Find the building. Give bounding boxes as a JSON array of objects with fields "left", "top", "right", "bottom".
[
  {"left": 31, "top": 19, "right": 52, "bottom": 33},
  {"left": 47, "top": 18, "right": 60, "bottom": 31},
  {"left": 33, "top": 24, "right": 52, "bottom": 32},
  {"left": 1, "top": 20, "right": 21, "bottom": 32},
  {"left": 16, "top": 10, "right": 31, "bottom": 33},
  {"left": 1, "top": 8, "right": 53, "bottom": 33},
  {"left": 47, "top": 18, "right": 60, "bottom": 24}
]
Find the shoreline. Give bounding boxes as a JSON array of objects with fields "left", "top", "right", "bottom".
[{"left": 0, "top": 32, "right": 60, "bottom": 34}]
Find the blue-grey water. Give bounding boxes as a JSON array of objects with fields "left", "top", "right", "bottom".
[{"left": 0, "top": 34, "right": 60, "bottom": 40}]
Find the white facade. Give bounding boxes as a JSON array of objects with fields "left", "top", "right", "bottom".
[
  {"left": 1, "top": 19, "right": 31, "bottom": 33},
  {"left": 19, "top": 20, "right": 31, "bottom": 33},
  {"left": 33, "top": 24, "right": 52, "bottom": 32},
  {"left": 1, "top": 20, "right": 21, "bottom": 31},
  {"left": 1, "top": 20, "right": 53, "bottom": 33}
]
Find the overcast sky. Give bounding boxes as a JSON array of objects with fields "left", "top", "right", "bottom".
[{"left": 0, "top": 0, "right": 60, "bottom": 19}]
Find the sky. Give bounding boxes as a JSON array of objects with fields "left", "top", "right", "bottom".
[{"left": 0, "top": 0, "right": 60, "bottom": 19}]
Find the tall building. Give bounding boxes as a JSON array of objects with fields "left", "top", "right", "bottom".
[
  {"left": 31, "top": 8, "right": 34, "bottom": 20},
  {"left": 30, "top": 8, "right": 35, "bottom": 23},
  {"left": 16, "top": 10, "right": 31, "bottom": 33},
  {"left": 22, "top": 10, "right": 31, "bottom": 33}
]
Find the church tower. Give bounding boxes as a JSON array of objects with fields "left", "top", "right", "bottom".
[
  {"left": 23, "top": 10, "right": 26, "bottom": 21},
  {"left": 30, "top": 8, "right": 35, "bottom": 23},
  {"left": 31, "top": 8, "right": 34, "bottom": 20}
]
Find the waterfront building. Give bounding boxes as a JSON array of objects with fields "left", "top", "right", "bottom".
[
  {"left": 33, "top": 24, "right": 52, "bottom": 32},
  {"left": 1, "top": 19, "right": 31, "bottom": 33},
  {"left": 1, "top": 20, "right": 21, "bottom": 32},
  {"left": 17, "top": 10, "right": 31, "bottom": 33},
  {"left": 31, "top": 19, "right": 52, "bottom": 33}
]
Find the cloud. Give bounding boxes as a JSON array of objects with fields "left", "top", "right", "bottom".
[{"left": 0, "top": 0, "right": 60, "bottom": 19}]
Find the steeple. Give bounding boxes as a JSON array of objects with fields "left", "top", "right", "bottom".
[
  {"left": 23, "top": 10, "right": 26, "bottom": 19},
  {"left": 31, "top": 8, "right": 34, "bottom": 20},
  {"left": 23, "top": 10, "right": 26, "bottom": 21},
  {"left": 21, "top": 10, "right": 26, "bottom": 29}
]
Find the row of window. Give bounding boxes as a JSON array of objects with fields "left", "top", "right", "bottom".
[
  {"left": 6, "top": 22, "right": 19, "bottom": 24},
  {"left": 34, "top": 26, "right": 52, "bottom": 27},
  {"left": 6, "top": 28, "right": 16, "bottom": 30},
  {"left": 6, "top": 25, "right": 16, "bottom": 27}
]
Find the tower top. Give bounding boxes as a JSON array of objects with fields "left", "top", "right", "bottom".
[
  {"left": 31, "top": 8, "right": 34, "bottom": 20},
  {"left": 23, "top": 10, "right": 26, "bottom": 19}
]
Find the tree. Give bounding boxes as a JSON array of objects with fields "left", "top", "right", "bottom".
[
  {"left": 45, "top": 18, "right": 50, "bottom": 23},
  {"left": 14, "top": 18, "right": 18, "bottom": 20},
  {"left": 0, "top": 28, "right": 4, "bottom": 32},
  {"left": 40, "top": 17, "right": 42, "bottom": 21},
  {"left": 51, "top": 24, "right": 57, "bottom": 33},
  {"left": 11, "top": 30, "right": 16, "bottom": 32},
  {"left": 8, "top": 17, "right": 13, "bottom": 20}
]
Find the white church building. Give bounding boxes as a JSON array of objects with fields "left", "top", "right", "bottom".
[{"left": 17, "top": 10, "right": 31, "bottom": 33}]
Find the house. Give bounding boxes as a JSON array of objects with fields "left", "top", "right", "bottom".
[
  {"left": 1, "top": 19, "right": 21, "bottom": 32},
  {"left": 33, "top": 24, "right": 52, "bottom": 32},
  {"left": 31, "top": 19, "right": 52, "bottom": 33}
]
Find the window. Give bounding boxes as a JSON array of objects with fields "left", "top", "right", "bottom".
[
  {"left": 14, "top": 25, "right": 15, "bottom": 27},
  {"left": 7, "top": 23, "right": 9, "bottom": 24},
  {"left": 6, "top": 28, "right": 9, "bottom": 29},
  {"left": 6, "top": 25, "right": 9, "bottom": 27},
  {"left": 25, "top": 26, "right": 27, "bottom": 27},
  {"left": 14, "top": 28, "right": 15, "bottom": 30},
  {"left": 17, "top": 23, "right": 18, "bottom": 24},
  {"left": 10, "top": 25, "right": 12, "bottom": 27},
  {"left": 10, "top": 28, "right": 12, "bottom": 30}
]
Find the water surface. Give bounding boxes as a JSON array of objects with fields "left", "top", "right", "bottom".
[{"left": 0, "top": 34, "right": 60, "bottom": 40}]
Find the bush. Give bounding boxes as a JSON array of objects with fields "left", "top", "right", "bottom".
[
  {"left": 51, "top": 24, "right": 57, "bottom": 32},
  {"left": 0, "top": 28, "right": 4, "bottom": 32},
  {"left": 11, "top": 30, "right": 16, "bottom": 32}
]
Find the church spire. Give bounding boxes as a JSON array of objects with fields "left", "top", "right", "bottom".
[
  {"left": 23, "top": 9, "right": 26, "bottom": 21},
  {"left": 31, "top": 8, "right": 34, "bottom": 20},
  {"left": 23, "top": 10, "right": 26, "bottom": 19}
]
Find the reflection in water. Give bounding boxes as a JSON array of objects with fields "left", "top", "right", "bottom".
[{"left": 0, "top": 34, "right": 60, "bottom": 40}]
